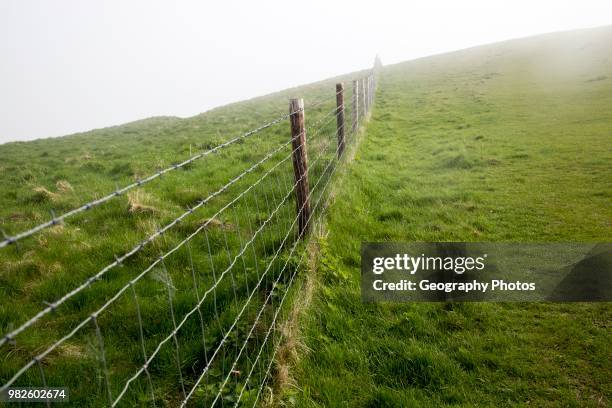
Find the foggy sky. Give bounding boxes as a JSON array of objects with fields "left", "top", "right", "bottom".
[{"left": 1, "top": 0, "right": 610, "bottom": 143}]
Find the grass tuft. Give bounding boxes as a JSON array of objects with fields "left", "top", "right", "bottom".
[
  {"left": 56, "top": 180, "right": 74, "bottom": 193},
  {"left": 127, "top": 190, "right": 159, "bottom": 215},
  {"left": 31, "top": 186, "right": 60, "bottom": 203}
]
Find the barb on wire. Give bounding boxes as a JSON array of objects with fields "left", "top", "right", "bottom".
[{"left": 0, "top": 109, "right": 302, "bottom": 249}]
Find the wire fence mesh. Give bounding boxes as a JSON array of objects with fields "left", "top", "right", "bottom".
[{"left": 0, "top": 73, "right": 376, "bottom": 407}]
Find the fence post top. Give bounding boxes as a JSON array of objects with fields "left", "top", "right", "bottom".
[{"left": 289, "top": 98, "right": 304, "bottom": 113}]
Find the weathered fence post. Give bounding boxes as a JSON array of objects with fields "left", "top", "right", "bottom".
[
  {"left": 366, "top": 76, "right": 371, "bottom": 112},
  {"left": 370, "top": 75, "right": 373, "bottom": 106},
  {"left": 372, "top": 74, "right": 376, "bottom": 104},
  {"left": 361, "top": 77, "right": 367, "bottom": 117},
  {"left": 367, "top": 76, "right": 371, "bottom": 113},
  {"left": 372, "top": 74, "right": 376, "bottom": 103},
  {"left": 363, "top": 77, "right": 367, "bottom": 114},
  {"left": 368, "top": 75, "right": 372, "bottom": 107},
  {"left": 367, "top": 76, "right": 371, "bottom": 108},
  {"left": 362, "top": 77, "right": 366, "bottom": 118},
  {"left": 352, "top": 80, "right": 359, "bottom": 133},
  {"left": 289, "top": 98, "right": 311, "bottom": 238},
  {"left": 335, "top": 83, "right": 345, "bottom": 158}
]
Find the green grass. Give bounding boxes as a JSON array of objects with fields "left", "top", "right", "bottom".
[
  {"left": 284, "top": 27, "right": 612, "bottom": 407},
  {"left": 2, "top": 25, "right": 611, "bottom": 407},
  {"left": 0, "top": 64, "right": 367, "bottom": 406}
]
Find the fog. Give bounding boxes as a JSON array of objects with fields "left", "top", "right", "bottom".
[{"left": 1, "top": 0, "right": 610, "bottom": 143}]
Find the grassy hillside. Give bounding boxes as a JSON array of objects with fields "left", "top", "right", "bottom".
[
  {"left": 1, "top": 25, "right": 611, "bottom": 407},
  {"left": 283, "top": 27, "right": 612, "bottom": 406},
  {"left": 0, "top": 65, "right": 367, "bottom": 405}
]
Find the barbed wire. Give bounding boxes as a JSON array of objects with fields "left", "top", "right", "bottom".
[
  {"left": 0, "top": 107, "right": 345, "bottom": 398},
  {"left": 0, "top": 129, "right": 301, "bottom": 348},
  {"left": 246, "top": 79, "right": 373, "bottom": 406},
  {"left": 114, "top": 121, "right": 344, "bottom": 406},
  {"left": 200, "top": 123, "right": 346, "bottom": 407},
  {"left": 0, "top": 137, "right": 302, "bottom": 392},
  {"left": 0, "top": 74, "right": 376, "bottom": 405},
  {"left": 305, "top": 104, "right": 342, "bottom": 138},
  {"left": 248, "top": 117, "right": 352, "bottom": 408},
  {"left": 0, "top": 103, "right": 342, "bottom": 349},
  {"left": 0, "top": 109, "right": 302, "bottom": 249},
  {"left": 303, "top": 86, "right": 344, "bottom": 111}
]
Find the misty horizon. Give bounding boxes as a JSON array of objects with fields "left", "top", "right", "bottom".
[{"left": 1, "top": 0, "right": 611, "bottom": 144}]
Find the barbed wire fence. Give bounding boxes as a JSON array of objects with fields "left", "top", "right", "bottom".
[{"left": 0, "top": 71, "right": 377, "bottom": 407}]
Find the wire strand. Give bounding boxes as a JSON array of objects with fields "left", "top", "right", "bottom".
[
  {"left": 182, "top": 122, "right": 345, "bottom": 407},
  {"left": 0, "top": 130, "right": 305, "bottom": 348},
  {"left": 0, "top": 137, "right": 303, "bottom": 392},
  {"left": 114, "top": 123, "right": 342, "bottom": 406},
  {"left": 0, "top": 109, "right": 302, "bottom": 249},
  {"left": 0, "top": 75, "right": 375, "bottom": 402}
]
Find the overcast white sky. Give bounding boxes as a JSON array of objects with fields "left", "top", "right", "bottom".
[{"left": 0, "top": 0, "right": 610, "bottom": 143}]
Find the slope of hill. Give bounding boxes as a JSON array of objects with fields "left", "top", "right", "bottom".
[
  {"left": 281, "top": 26, "right": 612, "bottom": 406},
  {"left": 1, "top": 25, "right": 611, "bottom": 407},
  {"left": 0, "top": 64, "right": 369, "bottom": 405}
]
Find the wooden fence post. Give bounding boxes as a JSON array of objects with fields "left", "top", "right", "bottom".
[
  {"left": 361, "top": 77, "right": 367, "bottom": 117},
  {"left": 359, "top": 78, "right": 368, "bottom": 114},
  {"left": 352, "top": 80, "right": 359, "bottom": 133},
  {"left": 367, "top": 76, "right": 371, "bottom": 113},
  {"left": 369, "top": 75, "right": 373, "bottom": 107},
  {"left": 372, "top": 74, "right": 375, "bottom": 104},
  {"left": 336, "top": 83, "right": 345, "bottom": 158},
  {"left": 366, "top": 76, "right": 371, "bottom": 112},
  {"left": 367, "top": 76, "right": 371, "bottom": 109},
  {"left": 368, "top": 75, "right": 372, "bottom": 107},
  {"left": 373, "top": 75, "right": 377, "bottom": 104},
  {"left": 289, "top": 98, "right": 311, "bottom": 238}
]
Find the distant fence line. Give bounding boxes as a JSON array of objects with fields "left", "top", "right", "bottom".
[{"left": 0, "top": 70, "right": 377, "bottom": 406}]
